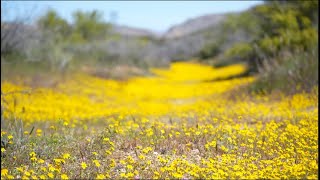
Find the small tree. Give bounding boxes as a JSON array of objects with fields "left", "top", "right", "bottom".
[
  {"left": 37, "top": 9, "right": 71, "bottom": 41},
  {"left": 198, "top": 42, "right": 220, "bottom": 60},
  {"left": 72, "top": 10, "right": 109, "bottom": 41}
]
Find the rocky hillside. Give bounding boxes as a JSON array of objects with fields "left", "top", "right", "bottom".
[
  {"left": 110, "top": 25, "right": 156, "bottom": 37},
  {"left": 163, "top": 13, "right": 226, "bottom": 39},
  {"left": 109, "top": 13, "right": 227, "bottom": 39}
]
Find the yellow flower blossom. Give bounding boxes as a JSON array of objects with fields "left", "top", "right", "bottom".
[
  {"left": 7, "top": 175, "right": 14, "bottom": 179},
  {"left": 96, "top": 174, "right": 106, "bottom": 179},
  {"left": 38, "top": 159, "right": 45, "bottom": 164},
  {"left": 93, "top": 160, "right": 101, "bottom": 167},
  {"left": 63, "top": 153, "right": 71, "bottom": 159},
  {"left": 47, "top": 172, "right": 54, "bottom": 178},
  {"left": 127, "top": 164, "right": 133, "bottom": 170},
  {"left": 24, "top": 171, "right": 31, "bottom": 176},
  {"left": 81, "top": 162, "right": 87, "bottom": 170},
  {"left": 39, "top": 175, "right": 46, "bottom": 180},
  {"left": 1, "top": 169, "right": 8, "bottom": 176},
  {"left": 61, "top": 174, "right": 68, "bottom": 179}
]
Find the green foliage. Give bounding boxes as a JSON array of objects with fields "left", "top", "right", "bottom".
[
  {"left": 69, "top": 32, "right": 86, "bottom": 43},
  {"left": 198, "top": 1, "right": 318, "bottom": 94},
  {"left": 259, "top": 27, "right": 318, "bottom": 56},
  {"left": 37, "top": 10, "right": 71, "bottom": 41},
  {"left": 198, "top": 42, "right": 220, "bottom": 59},
  {"left": 37, "top": 9, "right": 110, "bottom": 43},
  {"left": 253, "top": 1, "right": 318, "bottom": 50},
  {"left": 28, "top": 9, "right": 114, "bottom": 73},
  {"left": 283, "top": 1, "right": 318, "bottom": 25},
  {"left": 224, "top": 1, "right": 318, "bottom": 70},
  {"left": 72, "top": 10, "right": 109, "bottom": 41},
  {"left": 224, "top": 42, "right": 253, "bottom": 60},
  {"left": 250, "top": 1, "right": 318, "bottom": 93},
  {"left": 199, "top": 11, "right": 261, "bottom": 63},
  {"left": 222, "top": 11, "right": 261, "bottom": 36}
]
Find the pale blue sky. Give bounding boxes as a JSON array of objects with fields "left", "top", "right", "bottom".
[{"left": 2, "top": 1, "right": 263, "bottom": 33}]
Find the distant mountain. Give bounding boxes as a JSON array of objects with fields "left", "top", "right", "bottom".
[
  {"left": 104, "top": 12, "right": 236, "bottom": 62},
  {"left": 163, "top": 13, "right": 226, "bottom": 39},
  {"left": 111, "top": 25, "right": 157, "bottom": 37},
  {"left": 110, "top": 13, "right": 226, "bottom": 39}
]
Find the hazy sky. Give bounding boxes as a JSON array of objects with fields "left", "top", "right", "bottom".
[{"left": 2, "top": 1, "right": 263, "bottom": 33}]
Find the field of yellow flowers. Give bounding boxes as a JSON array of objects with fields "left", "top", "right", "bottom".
[{"left": 1, "top": 62, "right": 318, "bottom": 179}]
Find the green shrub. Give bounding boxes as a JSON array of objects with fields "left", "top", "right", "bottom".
[
  {"left": 198, "top": 42, "right": 220, "bottom": 60},
  {"left": 224, "top": 42, "right": 253, "bottom": 60}
]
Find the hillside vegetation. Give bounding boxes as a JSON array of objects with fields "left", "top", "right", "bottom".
[{"left": 197, "top": 1, "right": 318, "bottom": 93}]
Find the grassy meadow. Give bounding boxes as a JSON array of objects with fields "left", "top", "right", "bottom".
[{"left": 1, "top": 62, "right": 318, "bottom": 179}]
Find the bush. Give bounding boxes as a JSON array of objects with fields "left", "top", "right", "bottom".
[
  {"left": 198, "top": 42, "right": 220, "bottom": 59},
  {"left": 224, "top": 42, "right": 254, "bottom": 61},
  {"left": 250, "top": 46, "right": 318, "bottom": 94}
]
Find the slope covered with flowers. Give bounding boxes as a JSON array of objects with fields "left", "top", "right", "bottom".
[{"left": 1, "top": 62, "right": 318, "bottom": 179}]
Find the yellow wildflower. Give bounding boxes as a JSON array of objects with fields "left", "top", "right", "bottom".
[
  {"left": 47, "top": 172, "right": 54, "bottom": 178},
  {"left": 81, "top": 162, "right": 87, "bottom": 169},
  {"left": 96, "top": 174, "right": 106, "bottom": 179},
  {"left": 63, "top": 153, "right": 71, "bottom": 159},
  {"left": 61, "top": 174, "right": 68, "bottom": 179},
  {"left": 1, "top": 169, "right": 8, "bottom": 176},
  {"left": 93, "top": 160, "right": 101, "bottom": 167}
]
